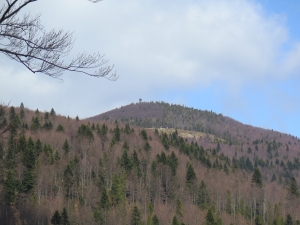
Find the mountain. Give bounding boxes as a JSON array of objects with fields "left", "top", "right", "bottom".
[
  {"left": 0, "top": 102, "right": 300, "bottom": 225},
  {"left": 90, "top": 101, "right": 300, "bottom": 168}
]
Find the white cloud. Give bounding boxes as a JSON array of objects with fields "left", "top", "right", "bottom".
[{"left": 0, "top": 0, "right": 299, "bottom": 118}]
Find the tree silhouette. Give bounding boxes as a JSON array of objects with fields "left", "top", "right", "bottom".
[
  {"left": 251, "top": 168, "right": 263, "bottom": 188},
  {"left": 0, "top": 0, "right": 116, "bottom": 80}
]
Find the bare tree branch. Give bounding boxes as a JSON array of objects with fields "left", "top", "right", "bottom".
[{"left": 0, "top": 0, "right": 117, "bottom": 80}]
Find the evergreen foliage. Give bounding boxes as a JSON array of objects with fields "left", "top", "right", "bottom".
[
  {"left": 285, "top": 214, "right": 293, "bottom": 225},
  {"left": 62, "top": 139, "right": 70, "bottom": 155},
  {"left": 176, "top": 198, "right": 184, "bottom": 217},
  {"left": 186, "top": 163, "right": 197, "bottom": 187},
  {"left": 43, "top": 121, "right": 53, "bottom": 130},
  {"left": 51, "top": 210, "right": 61, "bottom": 225},
  {"left": 3, "top": 170, "right": 17, "bottom": 204},
  {"left": 113, "top": 125, "right": 121, "bottom": 143},
  {"left": 61, "top": 208, "right": 70, "bottom": 225},
  {"left": 196, "top": 180, "right": 210, "bottom": 209},
  {"left": 50, "top": 108, "right": 56, "bottom": 116},
  {"left": 110, "top": 173, "right": 126, "bottom": 205},
  {"left": 152, "top": 215, "right": 159, "bottom": 225},
  {"left": 172, "top": 215, "right": 180, "bottom": 225},
  {"left": 205, "top": 208, "right": 215, "bottom": 225},
  {"left": 251, "top": 168, "right": 263, "bottom": 187},
  {"left": 144, "top": 141, "right": 151, "bottom": 151},
  {"left": 140, "top": 129, "right": 148, "bottom": 140},
  {"left": 30, "top": 116, "right": 40, "bottom": 132},
  {"left": 167, "top": 151, "right": 179, "bottom": 175},
  {"left": 56, "top": 124, "right": 65, "bottom": 132},
  {"left": 120, "top": 149, "right": 133, "bottom": 172},
  {"left": 289, "top": 177, "right": 299, "bottom": 197},
  {"left": 77, "top": 124, "right": 94, "bottom": 140},
  {"left": 131, "top": 206, "right": 141, "bottom": 225},
  {"left": 100, "top": 187, "right": 110, "bottom": 209}
]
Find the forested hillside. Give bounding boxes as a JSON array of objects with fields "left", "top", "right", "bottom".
[{"left": 1, "top": 103, "right": 300, "bottom": 225}]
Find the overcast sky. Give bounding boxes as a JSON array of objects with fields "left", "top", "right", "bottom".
[{"left": 1, "top": 0, "right": 300, "bottom": 137}]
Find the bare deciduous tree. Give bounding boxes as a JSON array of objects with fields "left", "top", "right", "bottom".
[{"left": 0, "top": 0, "right": 117, "bottom": 80}]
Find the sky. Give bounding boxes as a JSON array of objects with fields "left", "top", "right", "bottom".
[{"left": 1, "top": 0, "right": 300, "bottom": 137}]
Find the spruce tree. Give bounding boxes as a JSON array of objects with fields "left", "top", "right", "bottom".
[
  {"left": 61, "top": 208, "right": 70, "bottom": 225},
  {"left": 205, "top": 208, "right": 215, "bottom": 225},
  {"left": 3, "top": 170, "right": 17, "bottom": 204},
  {"left": 50, "top": 108, "right": 56, "bottom": 116},
  {"left": 62, "top": 139, "right": 70, "bottom": 155},
  {"left": 197, "top": 180, "right": 210, "bottom": 209},
  {"left": 20, "top": 104, "right": 25, "bottom": 120},
  {"left": 172, "top": 215, "right": 180, "bottom": 225},
  {"left": 167, "top": 151, "right": 179, "bottom": 175},
  {"left": 131, "top": 206, "right": 141, "bottom": 225},
  {"left": 285, "top": 214, "right": 293, "bottom": 225},
  {"left": 56, "top": 124, "right": 64, "bottom": 132},
  {"left": 18, "top": 134, "right": 27, "bottom": 153},
  {"left": 251, "top": 168, "right": 263, "bottom": 187},
  {"left": 100, "top": 187, "right": 110, "bottom": 209},
  {"left": 120, "top": 149, "right": 132, "bottom": 172},
  {"left": 35, "top": 139, "right": 43, "bottom": 156},
  {"left": 186, "top": 163, "right": 197, "bottom": 187},
  {"left": 110, "top": 174, "right": 125, "bottom": 205},
  {"left": 289, "top": 177, "right": 299, "bottom": 197},
  {"left": 113, "top": 125, "right": 121, "bottom": 142},
  {"left": 51, "top": 210, "right": 61, "bottom": 225},
  {"left": 152, "top": 215, "right": 159, "bottom": 225}
]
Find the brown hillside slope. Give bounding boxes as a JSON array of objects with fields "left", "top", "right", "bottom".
[{"left": 0, "top": 103, "right": 300, "bottom": 224}]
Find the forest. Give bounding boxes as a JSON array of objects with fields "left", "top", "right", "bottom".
[{"left": 1, "top": 102, "right": 300, "bottom": 225}]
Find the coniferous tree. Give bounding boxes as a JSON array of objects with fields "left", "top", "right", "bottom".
[
  {"left": 289, "top": 177, "right": 299, "bottom": 197},
  {"left": 216, "top": 142, "right": 221, "bottom": 153},
  {"left": 3, "top": 170, "right": 17, "bottom": 204},
  {"left": 77, "top": 124, "right": 94, "bottom": 140},
  {"left": 9, "top": 106, "right": 16, "bottom": 121},
  {"left": 186, "top": 163, "right": 197, "bottom": 187},
  {"left": 5, "top": 135, "right": 17, "bottom": 169},
  {"left": 20, "top": 103, "right": 25, "bottom": 120},
  {"left": 172, "top": 215, "right": 180, "bottom": 225},
  {"left": 100, "top": 187, "right": 110, "bottom": 209},
  {"left": 35, "top": 138, "right": 43, "bottom": 156},
  {"left": 61, "top": 208, "right": 70, "bottom": 225},
  {"left": 63, "top": 164, "right": 74, "bottom": 198},
  {"left": 152, "top": 215, "right": 159, "bottom": 225},
  {"left": 50, "top": 108, "right": 56, "bottom": 116},
  {"left": 62, "top": 139, "right": 70, "bottom": 155},
  {"left": 131, "top": 205, "right": 141, "bottom": 225},
  {"left": 167, "top": 151, "right": 179, "bottom": 175},
  {"left": 22, "top": 169, "right": 35, "bottom": 192},
  {"left": 176, "top": 198, "right": 184, "bottom": 217},
  {"left": 251, "top": 168, "right": 263, "bottom": 188},
  {"left": 140, "top": 129, "right": 148, "bottom": 140},
  {"left": 113, "top": 125, "right": 121, "bottom": 143},
  {"left": 56, "top": 124, "right": 64, "bottom": 132},
  {"left": 132, "top": 150, "right": 140, "bottom": 168},
  {"left": 285, "top": 214, "right": 293, "bottom": 225},
  {"left": 197, "top": 180, "right": 210, "bottom": 209},
  {"left": 51, "top": 210, "right": 61, "bottom": 225},
  {"left": 44, "top": 112, "right": 49, "bottom": 120},
  {"left": 255, "top": 216, "right": 264, "bottom": 225},
  {"left": 120, "top": 149, "right": 133, "bottom": 172},
  {"left": 93, "top": 209, "right": 103, "bottom": 224},
  {"left": 18, "top": 134, "right": 27, "bottom": 153},
  {"left": 110, "top": 173, "right": 126, "bottom": 206},
  {"left": 205, "top": 208, "right": 215, "bottom": 225},
  {"left": 144, "top": 141, "right": 151, "bottom": 151}
]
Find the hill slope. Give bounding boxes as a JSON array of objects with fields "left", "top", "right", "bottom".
[{"left": 0, "top": 102, "right": 300, "bottom": 224}]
